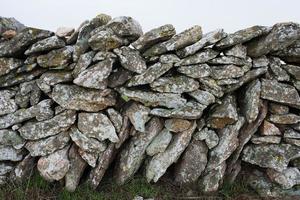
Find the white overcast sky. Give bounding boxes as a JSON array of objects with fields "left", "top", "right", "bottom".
[{"left": 1, "top": 0, "right": 299, "bottom": 34}]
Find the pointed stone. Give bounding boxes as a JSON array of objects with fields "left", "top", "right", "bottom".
[
  {"left": 72, "top": 51, "right": 95, "bottom": 77},
  {"left": 199, "top": 162, "right": 226, "bottom": 192},
  {"left": 107, "top": 108, "right": 123, "bottom": 133},
  {"left": 177, "top": 64, "right": 210, "bottom": 79},
  {"left": 25, "top": 36, "right": 65, "bottom": 55},
  {"left": 269, "top": 57, "right": 290, "bottom": 81},
  {"left": 269, "top": 102, "right": 289, "bottom": 115},
  {"left": 125, "top": 103, "right": 150, "bottom": 133},
  {"left": 146, "top": 128, "right": 172, "bottom": 156},
  {"left": 37, "top": 46, "right": 73, "bottom": 68},
  {"left": 78, "top": 149, "right": 98, "bottom": 167},
  {"left": 175, "top": 49, "right": 219, "bottom": 66}
]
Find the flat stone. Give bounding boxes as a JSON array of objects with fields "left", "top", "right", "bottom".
[
  {"left": 247, "top": 22, "right": 300, "bottom": 57},
  {"left": 25, "top": 131, "right": 70, "bottom": 156},
  {"left": 0, "top": 129, "right": 25, "bottom": 149},
  {"left": 131, "top": 24, "right": 175, "bottom": 52},
  {"left": 224, "top": 44, "right": 247, "bottom": 59},
  {"left": 272, "top": 41, "right": 300, "bottom": 64},
  {"left": 251, "top": 135, "right": 281, "bottom": 144},
  {"left": 150, "top": 76, "right": 199, "bottom": 93},
  {"left": 267, "top": 167, "right": 300, "bottom": 189},
  {"left": 0, "top": 17, "right": 25, "bottom": 35},
  {"left": 0, "top": 163, "right": 14, "bottom": 177},
  {"left": 127, "top": 62, "right": 173, "bottom": 86},
  {"left": 56, "top": 27, "right": 74, "bottom": 38},
  {"left": 284, "top": 138, "right": 300, "bottom": 147},
  {"left": 283, "top": 64, "right": 300, "bottom": 80},
  {"left": 269, "top": 102, "right": 289, "bottom": 114},
  {"left": 252, "top": 56, "right": 269, "bottom": 68},
  {"left": 108, "top": 67, "right": 133, "bottom": 88},
  {"left": 187, "top": 89, "right": 215, "bottom": 106},
  {"left": 52, "top": 84, "right": 116, "bottom": 111},
  {"left": 125, "top": 103, "right": 150, "bottom": 133},
  {"left": 25, "top": 36, "right": 65, "bottom": 55},
  {"left": 37, "top": 146, "right": 70, "bottom": 182},
  {"left": 114, "top": 46, "right": 147, "bottom": 74},
  {"left": 175, "top": 49, "right": 219, "bottom": 66},
  {"left": 118, "top": 87, "right": 186, "bottom": 109},
  {"left": 216, "top": 79, "right": 240, "bottom": 86},
  {"left": 174, "top": 139, "right": 208, "bottom": 184},
  {"left": 146, "top": 128, "right": 172, "bottom": 156},
  {"left": 193, "top": 127, "right": 219, "bottom": 149},
  {"left": 177, "top": 64, "right": 211, "bottom": 78},
  {"left": 107, "top": 108, "right": 123, "bottom": 133},
  {"left": 0, "top": 90, "right": 18, "bottom": 116},
  {"left": 269, "top": 57, "right": 290, "bottom": 81},
  {"left": 210, "top": 64, "right": 245, "bottom": 80},
  {"left": 260, "top": 120, "right": 282, "bottom": 136},
  {"left": 19, "top": 110, "right": 76, "bottom": 140},
  {"left": 145, "top": 121, "right": 196, "bottom": 182},
  {"left": 37, "top": 46, "right": 73, "bottom": 68},
  {"left": 19, "top": 80, "right": 42, "bottom": 106},
  {"left": 93, "top": 51, "right": 116, "bottom": 62},
  {"left": 159, "top": 54, "right": 180, "bottom": 64},
  {"left": 177, "top": 29, "right": 226, "bottom": 57},
  {"left": 78, "top": 112, "right": 119, "bottom": 143},
  {"left": 208, "top": 56, "right": 251, "bottom": 66},
  {"left": 0, "top": 146, "right": 24, "bottom": 161},
  {"left": 71, "top": 51, "right": 95, "bottom": 77},
  {"left": 198, "top": 77, "right": 224, "bottom": 98},
  {"left": 164, "top": 119, "right": 191, "bottom": 133},
  {"left": 284, "top": 128, "right": 300, "bottom": 139},
  {"left": 268, "top": 113, "right": 300, "bottom": 124},
  {"left": 0, "top": 57, "right": 23, "bottom": 76},
  {"left": 215, "top": 25, "right": 269, "bottom": 49},
  {"left": 242, "top": 144, "right": 300, "bottom": 171},
  {"left": 115, "top": 117, "right": 163, "bottom": 184}
]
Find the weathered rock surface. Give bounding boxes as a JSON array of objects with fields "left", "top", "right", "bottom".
[
  {"left": 0, "top": 90, "right": 18, "bottom": 116},
  {"left": 37, "top": 46, "right": 73, "bottom": 68},
  {"left": 25, "top": 36, "right": 65, "bottom": 55},
  {"left": 125, "top": 103, "right": 150, "bottom": 132},
  {"left": 146, "top": 128, "right": 172, "bottom": 156}
]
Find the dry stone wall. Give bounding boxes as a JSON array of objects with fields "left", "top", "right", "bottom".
[{"left": 1, "top": 14, "right": 300, "bottom": 198}]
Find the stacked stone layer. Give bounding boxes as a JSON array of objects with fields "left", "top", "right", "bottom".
[{"left": 1, "top": 15, "right": 300, "bottom": 197}]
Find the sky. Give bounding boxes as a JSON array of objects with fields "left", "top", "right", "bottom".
[{"left": 0, "top": 0, "right": 300, "bottom": 34}]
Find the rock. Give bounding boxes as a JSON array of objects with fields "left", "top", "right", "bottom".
[
  {"left": 241, "top": 79, "right": 261, "bottom": 123},
  {"left": 69, "top": 126, "right": 107, "bottom": 153},
  {"left": 199, "top": 162, "right": 226, "bottom": 192},
  {"left": 0, "top": 129, "right": 25, "bottom": 149},
  {"left": 107, "top": 108, "right": 123, "bottom": 133},
  {"left": 125, "top": 103, "right": 150, "bottom": 133},
  {"left": 215, "top": 25, "right": 269, "bottom": 49},
  {"left": 174, "top": 139, "right": 208, "bottom": 184},
  {"left": 25, "top": 36, "right": 65, "bottom": 55},
  {"left": 150, "top": 101, "right": 206, "bottom": 119},
  {"left": 37, "top": 146, "right": 70, "bottom": 182},
  {"left": 251, "top": 135, "right": 281, "bottom": 144},
  {"left": 260, "top": 120, "right": 282, "bottom": 136},
  {"left": 52, "top": 84, "right": 116, "bottom": 111},
  {"left": 0, "top": 27, "right": 53, "bottom": 57},
  {"left": 242, "top": 144, "right": 300, "bottom": 171},
  {"left": 283, "top": 64, "right": 300, "bottom": 80},
  {"left": 0, "top": 17, "right": 25, "bottom": 35},
  {"left": 159, "top": 54, "right": 180, "bottom": 64},
  {"left": 186, "top": 90, "right": 215, "bottom": 107},
  {"left": 143, "top": 25, "right": 202, "bottom": 57},
  {"left": 65, "top": 144, "right": 87, "bottom": 192},
  {"left": 56, "top": 27, "right": 74, "bottom": 38},
  {"left": 78, "top": 112, "right": 119, "bottom": 143},
  {"left": 37, "top": 46, "right": 73, "bottom": 68},
  {"left": 0, "top": 146, "right": 25, "bottom": 161},
  {"left": 224, "top": 44, "right": 247, "bottom": 59},
  {"left": 78, "top": 149, "right": 98, "bottom": 167},
  {"left": 0, "top": 90, "right": 18, "bottom": 116},
  {"left": 247, "top": 22, "right": 300, "bottom": 57},
  {"left": 193, "top": 127, "right": 219, "bottom": 149},
  {"left": 284, "top": 138, "right": 300, "bottom": 147},
  {"left": 72, "top": 51, "right": 95, "bottom": 77},
  {"left": 108, "top": 67, "right": 133, "bottom": 88},
  {"left": 131, "top": 24, "right": 176, "bottom": 52},
  {"left": 177, "top": 64, "right": 211, "bottom": 78},
  {"left": 73, "top": 58, "right": 114, "bottom": 89},
  {"left": 267, "top": 167, "right": 300, "bottom": 189},
  {"left": 25, "top": 131, "right": 70, "bottom": 156},
  {"left": 0, "top": 57, "right": 23, "bottom": 76},
  {"left": 127, "top": 62, "right": 173, "bottom": 86},
  {"left": 210, "top": 64, "right": 245, "bottom": 80},
  {"left": 0, "top": 163, "right": 14, "bottom": 178},
  {"left": 268, "top": 57, "right": 290, "bottom": 81},
  {"left": 284, "top": 128, "right": 300, "bottom": 139},
  {"left": 19, "top": 80, "right": 42, "bottom": 106},
  {"left": 146, "top": 128, "right": 172, "bottom": 156},
  {"left": 175, "top": 49, "right": 219, "bottom": 66},
  {"left": 10, "top": 155, "right": 36, "bottom": 183},
  {"left": 150, "top": 76, "right": 199, "bottom": 93},
  {"left": 252, "top": 56, "right": 269, "bottom": 68},
  {"left": 114, "top": 46, "right": 147, "bottom": 73},
  {"left": 93, "top": 51, "right": 117, "bottom": 62},
  {"left": 177, "top": 29, "right": 226, "bottom": 57},
  {"left": 0, "top": 99, "right": 54, "bottom": 129},
  {"left": 207, "top": 95, "right": 238, "bottom": 129},
  {"left": 273, "top": 41, "right": 300, "bottom": 64},
  {"left": 198, "top": 77, "right": 224, "bottom": 97},
  {"left": 269, "top": 102, "right": 289, "bottom": 115},
  {"left": 208, "top": 56, "right": 250, "bottom": 66},
  {"left": 18, "top": 110, "right": 76, "bottom": 140},
  {"left": 118, "top": 87, "right": 186, "bottom": 109},
  {"left": 164, "top": 119, "right": 191, "bottom": 133},
  {"left": 268, "top": 113, "right": 300, "bottom": 124},
  {"left": 115, "top": 117, "right": 164, "bottom": 184}
]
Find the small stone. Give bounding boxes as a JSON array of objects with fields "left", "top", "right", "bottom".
[
  {"left": 146, "top": 128, "right": 172, "bottom": 156},
  {"left": 175, "top": 49, "right": 219, "bottom": 66},
  {"left": 283, "top": 64, "right": 300, "bottom": 80},
  {"left": 19, "top": 80, "right": 42, "bottom": 106},
  {"left": 284, "top": 138, "right": 300, "bottom": 147},
  {"left": 251, "top": 135, "right": 281, "bottom": 144},
  {"left": 78, "top": 149, "right": 98, "bottom": 167},
  {"left": 78, "top": 112, "right": 119, "bottom": 143},
  {"left": 210, "top": 64, "right": 245, "bottom": 80},
  {"left": 252, "top": 56, "right": 269, "bottom": 68},
  {"left": 125, "top": 103, "right": 150, "bottom": 133},
  {"left": 208, "top": 56, "right": 250, "bottom": 66},
  {"left": 25, "top": 36, "right": 65, "bottom": 55},
  {"left": 177, "top": 64, "right": 211, "bottom": 78},
  {"left": 0, "top": 146, "right": 25, "bottom": 161},
  {"left": 268, "top": 113, "right": 300, "bottom": 124},
  {"left": 56, "top": 27, "right": 74, "bottom": 38},
  {"left": 0, "top": 129, "right": 25, "bottom": 149},
  {"left": 267, "top": 167, "right": 300, "bottom": 189},
  {"left": 0, "top": 90, "right": 18, "bottom": 116},
  {"left": 37, "top": 146, "right": 70, "bottom": 182},
  {"left": 199, "top": 162, "right": 226, "bottom": 192},
  {"left": 269, "top": 102, "right": 289, "bottom": 115},
  {"left": 224, "top": 44, "right": 247, "bottom": 59},
  {"left": 260, "top": 120, "right": 281, "bottom": 136},
  {"left": 107, "top": 108, "right": 123, "bottom": 133},
  {"left": 198, "top": 77, "right": 224, "bottom": 98},
  {"left": 284, "top": 128, "right": 300, "bottom": 139},
  {"left": 269, "top": 57, "right": 290, "bottom": 81},
  {"left": 108, "top": 67, "right": 133, "bottom": 88},
  {"left": 0, "top": 57, "right": 23, "bottom": 76},
  {"left": 93, "top": 51, "right": 116, "bottom": 62},
  {"left": 37, "top": 46, "right": 73, "bottom": 68},
  {"left": 159, "top": 54, "right": 180, "bottom": 64},
  {"left": 2, "top": 30, "right": 16, "bottom": 39},
  {"left": 187, "top": 89, "right": 215, "bottom": 106},
  {"left": 273, "top": 41, "right": 300, "bottom": 64},
  {"left": 164, "top": 119, "right": 191, "bottom": 133},
  {"left": 193, "top": 127, "right": 219, "bottom": 149}
]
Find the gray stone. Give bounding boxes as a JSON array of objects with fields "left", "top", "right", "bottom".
[
  {"left": 37, "top": 46, "right": 73, "bottom": 68},
  {"left": 159, "top": 54, "right": 180, "bottom": 64},
  {"left": 25, "top": 36, "right": 65, "bottom": 55},
  {"left": 175, "top": 49, "right": 219, "bottom": 66},
  {"left": 252, "top": 56, "right": 269, "bottom": 68},
  {"left": 260, "top": 120, "right": 282, "bottom": 136},
  {"left": 284, "top": 128, "right": 300, "bottom": 139},
  {"left": 267, "top": 167, "right": 300, "bottom": 189},
  {"left": 210, "top": 64, "right": 245, "bottom": 80},
  {"left": 164, "top": 119, "right": 191, "bottom": 133},
  {"left": 283, "top": 64, "right": 300, "bottom": 80},
  {"left": 108, "top": 67, "right": 133, "bottom": 88},
  {"left": 198, "top": 77, "right": 224, "bottom": 98},
  {"left": 208, "top": 56, "right": 251, "bottom": 66},
  {"left": 0, "top": 57, "right": 23, "bottom": 76},
  {"left": 56, "top": 27, "right": 74, "bottom": 38},
  {"left": 93, "top": 51, "right": 116, "bottom": 62},
  {"left": 0, "top": 146, "right": 24, "bottom": 161},
  {"left": 0, "top": 129, "right": 25, "bottom": 149},
  {"left": 199, "top": 162, "right": 226, "bottom": 192},
  {"left": 224, "top": 44, "right": 247, "bottom": 59},
  {"left": 177, "top": 64, "right": 211, "bottom": 78},
  {"left": 107, "top": 108, "right": 123, "bottom": 133},
  {"left": 0, "top": 90, "right": 18, "bottom": 116},
  {"left": 193, "top": 127, "right": 219, "bottom": 149},
  {"left": 187, "top": 89, "right": 215, "bottom": 106},
  {"left": 269, "top": 57, "right": 290, "bottom": 81},
  {"left": 268, "top": 113, "right": 300, "bottom": 124},
  {"left": 78, "top": 149, "right": 98, "bottom": 167},
  {"left": 10, "top": 155, "right": 36, "bottom": 183},
  {"left": 146, "top": 128, "right": 172, "bottom": 156},
  {"left": 72, "top": 51, "right": 95, "bottom": 77},
  {"left": 0, "top": 17, "right": 25, "bottom": 35},
  {"left": 251, "top": 135, "right": 281, "bottom": 144},
  {"left": 125, "top": 103, "right": 150, "bottom": 133},
  {"left": 269, "top": 102, "right": 289, "bottom": 115},
  {"left": 284, "top": 138, "right": 300, "bottom": 147},
  {"left": 19, "top": 80, "right": 42, "bottom": 106}
]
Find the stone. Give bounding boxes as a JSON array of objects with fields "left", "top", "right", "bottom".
[
  {"left": 150, "top": 76, "right": 199, "bottom": 93},
  {"left": 0, "top": 27, "right": 53, "bottom": 57},
  {"left": 0, "top": 146, "right": 24, "bottom": 161},
  {"left": 52, "top": 84, "right": 116, "bottom": 111},
  {"left": 174, "top": 139, "right": 208, "bottom": 184},
  {"left": 269, "top": 102, "right": 289, "bottom": 115},
  {"left": 131, "top": 24, "right": 176, "bottom": 52},
  {"left": 0, "top": 17, "right": 25, "bottom": 35},
  {"left": 56, "top": 27, "right": 74, "bottom": 38},
  {"left": 177, "top": 29, "right": 226, "bottom": 57},
  {"left": 127, "top": 62, "right": 173, "bottom": 86},
  {"left": 198, "top": 77, "right": 224, "bottom": 98},
  {"left": 251, "top": 135, "right": 281, "bottom": 144},
  {"left": 215, "top": 25, "right": 269, "bottom": 49},
  {"left": 159, "top": 54, "right": 180, "bottom": 64},
  {"left": 224, "top": 44, "right": 247, "bottom": 59},
  {"left": 18, "top": 110, "right": 76, "bottom": 140},
  {"left": 10, "top": 155, "right": 36, "bottom": 183},
  {"left": 108, "top": 67, "right": 133, "bottom": 88},
  {"left": 143, "top": 25, "right": 202, "bottom": 57},
  {"left": 0, "top": 99, "right": 54, "bottom": 129},
  {"left": 0, "top": 163, "right": 14, "bottom": 177},
  {"left": 37, "top": 46, "right": 73, "bottom": 68},
  {"left": 0, "top": 90, "right": 18, "bottom": 116},
  {"left": 252, "top": 56, "right": 269, "bottom": 68},
  {"left": 78, "top": 112, "right": 119, "bottom": 143},
  {"left": 210, "top": 65, "right": 245, "bottom": 80},
  {"left": 73, "top": 58, "right": 114, "bottom": 89},
  {"left": 273, "top": 41, "right": 300, "bottom": 64},
  {"left": 247, "top": 22, "right": 300, "bottom": 57},
  {"left": 146, "top": 128, "right": 172, "bottom": 156},
  {"left": 118, "top": 87, "right": 186, "bottom": 109},
  {"left": 125, "top": 103, "right": 150, "bottom": 133},
  {"left": 242, "top": 144, "right": 300, "bottom": 171},
  {"left": 25, "top": 131, "right": 70, "bottom": 156},
  {"left": 284, "top": 138, "right": 300, "bottom": 147},
  {"left": 19, "top": 80, "right": 42, "bottom": 106},
  {"left": 208, "top": 56, "right": 251, "bottom": 66},
  {"left": 260, "top": 120, "right": 282, "bottom": 136},
  {"left": 113, "top": 46, "right": 147, "bottom": 73},
  {"left": 78, "top": 149, "right": 98, "bottom": 167},
  {"left": 199, "top": 162, "right": 226, "bottom": 192},
  {"left": 0, "top": 57, "right": 23, "bottom": 76},
  {"left": 107, "top": 108, "right": 123, "bottom": 133},
  {"left": 115, "top": 117, "right": 163, "bottom": 184},
  {"left": 175, "top": 49, "right": 219, "bottom": 66},
  {"left": 146, "top": 125, "right": 197, "bottom": 183},
  {"left": 207, "top": 95, "right": 238, "bottom": 129},
  {"left": 284, "top": 128, "right": 300, "bottom": 139},
  {"left": 177, "top": 64, "right": 211, "bottom": 78},
  {"left": 150, "top": 101, "right": 206, "bottom": 119},
  {"left": 283, "top": 64, "right": 300, "bottom": 80},
  {"left": 187, "top": 89, "right": 215, "bottom": 106},
  {"left": 93, "top": 51, "right": 117, "bottom": 62},
  {"left": 164, "top": 119, "right": 191, "bottom": 133},
  {"left": 193, "top": 127, "right": 219, "bottom": 149},
  {"left": 0, "top": 129, "right": 25, "bottom": 149},
  {"left": 25, "top": 36, "right": 65, "bottom": 55},
  {"left": 268, "top": 113, "right": 300, "bottom": 124},
  {"left": 37, "top": 146, "right": 70, "bottom": 182},
  {"left": 267, "top": 167, "right": 300, "bottom": 189},
  {"left": 269, "top": 57, "right": 290, "bottom": 81}
]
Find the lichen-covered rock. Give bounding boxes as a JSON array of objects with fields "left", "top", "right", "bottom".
[
  {"left": 283, "top": 64, "right": 300, "bottom": 80},
  {"left": 0, "top": 129, "right": 25, "bottom": 149},
  {"left": 269, "top": 102, "right": 289, "bottom": 115},
  {"left": 267, "top": 167, "right": 300, "bottom": 189},
  {"left": 52, "top": 84, "right": 116, "bottom": 111},
  {"left": 37, "top": 46, "right": 73, "bottom": 68},
  {"left": 251, "top": 135, "right": 281, "bottom": 144},
  {"left": 175, "top": 49, "right": 219, "bottom": 66},
  {"left": 208, "top": 56, "right": 251, "bottom": 66},
  {"left": 107, "top": 108, "right": 123, "bottom": 133},
  {"left": 146, "top": 128, "right": 172, "bottom": 156},
  {"left": 0, "top": 146, "right": 25, "bottom": 161},
  {"left": 199, "top": 162, "right": 226, "bottom": 192},
  {"left": 187, "top": 89, "right": 215, "bottom": 106},
  {"left": 72, "top": 51, "right": 95, "bottom": 77},
  {"left": 125, "top": 103, "right": 150, "bottom": 133},
  {"left": 0, "top": 57, "right": 23, "bottom": 76},
  {"left": 78, "top": 149, "right": 98, "bottom": 167},
  {"left": 193, "top": 127, "right": 219, "bottom": 149},
  {"left": 177, "top": 64, "right": 211, "bottom": 78},
  {"left": 268, "top": 113, "right": 300, "bottom": 124},
  {"left": 108, "top": 67, "right": 133, "bottom": 88},
  {"left": 210, "top": 64, "right": 245, "bottom": 80},
  {"left": 224, "top": 44, "right": 247, "bottom": 59},
  {"left": 164, "top": 118, "right": 191, "bottom": 133},
  {"left": 284, "top": 128, "right": 300, "bottom": 139},
  {"left": 10, "top": 155, "right": 36, "bottom": 183},
  {"left": 252, "top": 55, "right": 269, "bottom": 68},
  {"left": 260, "top": 120, "right": 282, "bottom": 136},
  {"left": 0, "top": 17, "right": 25, "bottom": 35},
  {"left": 18, "top": 110, "right": 76, "bottom": 140},
  {"left": 25, "top": 36, "right": 65, "bottom": 55},
  {"left": 0, "top": 90, "right": 18, "bottom": 116}
]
